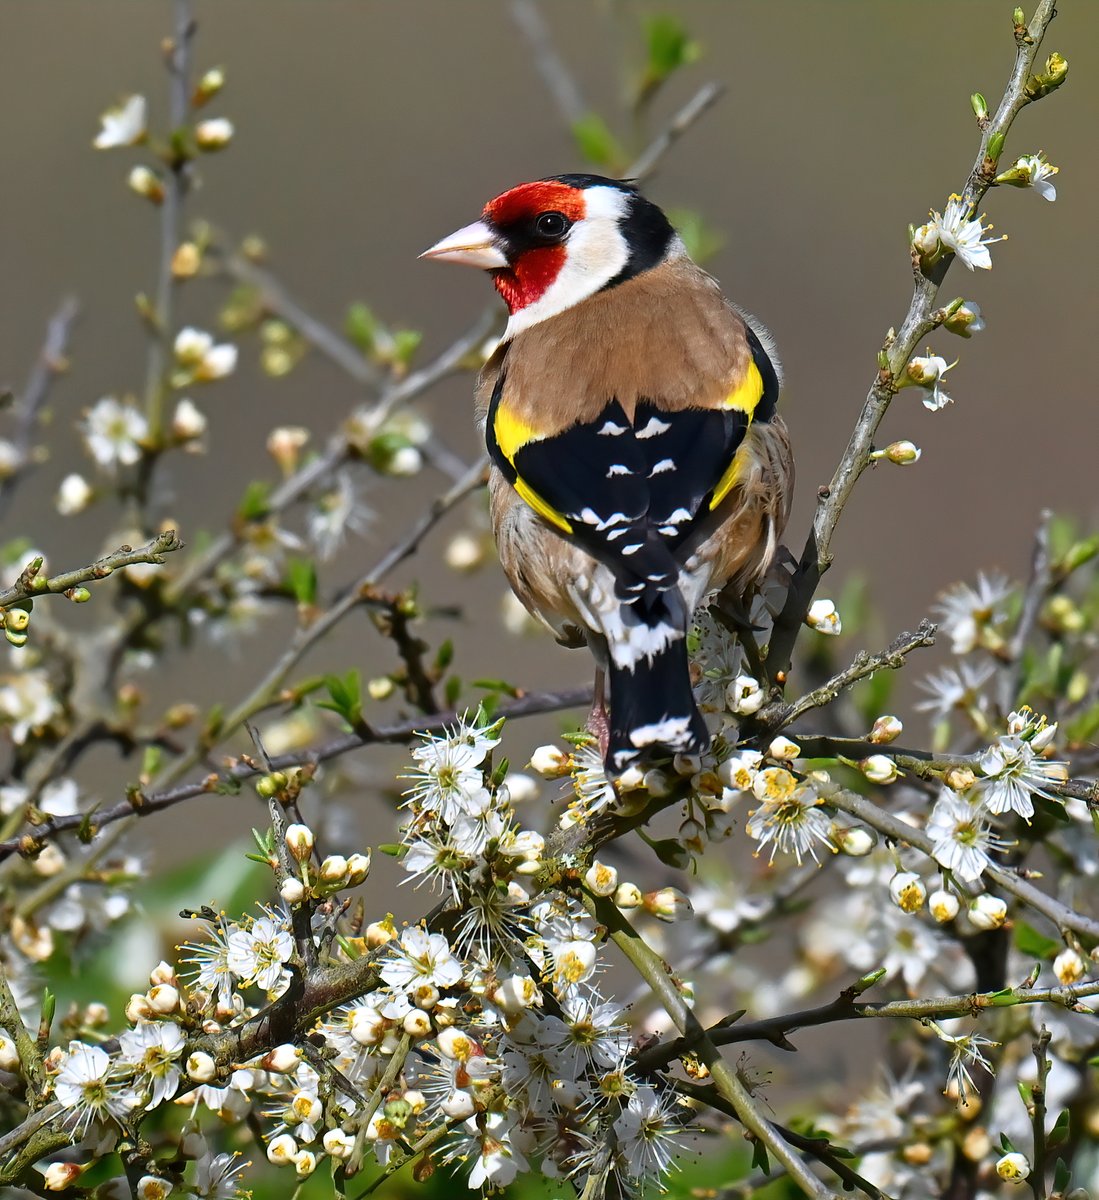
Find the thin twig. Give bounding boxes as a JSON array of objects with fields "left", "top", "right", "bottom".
[
  {"left": 766, "top": 0, "right": 1060, "bottom": 685},
  {"left": 0, "top": 684, "right": 591, "bottom": 862},
  {"left": 510, "top": 0, "right": 588, "bottom": 126},
  {"left": 1005, "top": 509, "right": 1053, "bottom": 711},
  {"left": 0, "top": 297, "right": 80, "bottom": 519},
  {"left": 1029, "top": 1025, "right": 1052, "bottom": 1200},
  {"left": 0, "top": 531, "right": 183, "bottom": 610},
  {"left": 627, "top": 81, "right": 725, "bottom": 182}
]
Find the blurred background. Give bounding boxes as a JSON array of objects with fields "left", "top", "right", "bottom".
[{"left": 1, "top": 0, "right": 1095, "bottom": 959}]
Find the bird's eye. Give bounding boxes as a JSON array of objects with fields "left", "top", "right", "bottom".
[{"left": 534, "top": 211, "right": 570, "bottom": 240}]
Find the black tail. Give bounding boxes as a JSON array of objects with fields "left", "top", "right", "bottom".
[{"left": 605, "top": 636, "right": 710, "bottom": 774}]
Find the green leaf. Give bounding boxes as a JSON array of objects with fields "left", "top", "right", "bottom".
[
  {"left": 472, "top": 677, "right": 521, "bottom": 698},
  {"left": 319, "top": 670, "right": 363, "bottom": 727},
  {"left": 444, "top": 675, "right": 462, "bottom": 707},
  {"left": 1013, "top": 921, "right": 1061, "bottom": 960},
  {"left": 237, "top": 479, "right": 272, "bottom": 521},
  {"left": 571, "top": 113, "right": 625, "bottom": 170},
  {"left": 435, "top": 639, "right": 454, "bottom": 672},
  {"left": 1048, "top": 1107, "right": 1070, "bottom": 1148},
  {"left": 750, "top": 1137, "right": 770, "bottom": 1175},
  {"left": 1052, "top": 1158, "right": 1071, "bottom": 1192},
  {"left": 345, "top": 302, "right": 380, "bottom": 354},
  {"left": 286, "top": 557, "right": 318, "bottom": 606},
  {"left": 644, "top": 13, "right": 700, "bottom": 83},
  {"left": 998, "top": 1132, "right": 1017, "bottom": 1154},
  {"left": 391, "top": 329, "right": 423, "bottom": 367}
]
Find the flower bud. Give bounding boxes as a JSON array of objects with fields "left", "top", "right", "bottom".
[
  {"left": 767, "top": 735, "right": 800, "bottom": 761},
  {"left": 882, "top": 440, "right": 921, "bottom": 465},
  {"left": 293, "top": 1150, "right": 317, "bottom": 1178},
  {"left": 861, "top": 755, "right": 898, "bottom": 784},
  {"left": 645, "top": 887, "right": 692, "bottom": 923},
  {"left": 128, "top": 165, "right": 165, "bottom": 204},
  {"left": 344, "top": 851, "right": 371, "bottom": 886},
  {"left": 279, "top": 877, "right": 306, "bottom": 905},
  {"left": 929, "top": 889, "right": 960, "bottom": 923},
  {"left": 943, "top": 301, "right": 985, "bottom": 338},
  {"left": 171, "top": 397, "right": 207, "bottom": 442},
  {"left": 529, "top": 744, "right": 569, "bottom": 777},
  {"left": 262, "top": 1043, "right": 302, "bottom": 1073},
  {"left": 889, "top": 871, "right": 926, "bottom": 914},
  {"left": 193, "top": 66, "right": 226, "bottom": 106},
  {"left": 171, "top": 242, "right": 202, "bottom": 279},
  {"left": 267, "top": 426, "right": 310, "bottom": 475},
  {"left": 43, "top": 1163, "right": 84, "bottom": 1191},
  {"left": 726, "top": 673, "right": 764, "bottom": 715},
  {"left": 319, "top": 854, "right": 349, "bottom": 886},
  {"left": 149, "top": 960, "right": 177, "bottom": 986},
  {"left": 266, "top": 1133, "right": 297, "bottom": 1166},
  {"left": 491, "top": 974, "right": 542, "bottom": 1013},
  {"left": 387, "top": 445, "right": 423, "bottom": 476},
  {"left": 613, "top": 881, "right": 643, "bottom": 909},
  {"left": 186, "top": 1051, "right": 216, "bottom": 1082},
  {"left": 830, "top": 824, "right": 875, "bottom": 857},
  {"left": 805, "top": 598, "right": 841, "bottom": 635},
  {"left": 1053, "top": 947, "right": 1086, "bottom": 985},
  {"left": 996, "top": 1151, "right": 1031, "bottom": 1182},
  {"left": 584, "top": 860, "right": 618, "bottom": 897},
  {"left": 367, "top": 676, "right": 395, "bottom": 700},
  {"left": 56, "top": 473, "right": 94, "bottom": 516},
  {"left": 148, "top": 984, "right": 180, "bottom": 1014},
  {"left": 323, "top": 1129, "right": 355, "bottom": 1159},
  {"left": 351, "top": 1007, "right": 386, "bottom": 1046},
  {"left": 126, "top": 993, "right": 155, "bottom": 1023},
  {"left": 444, "top": 533, "right": 485, "bottom": 572},
  {"left": 868, "top": 715, "right": 903, "bottom": 744},
  {"left": 642, "top": 767, "right": 672, "bottom": 797},
  {"left": 967, "top": 894, "right": 1008, "bottom": 930},
  {"left": 0, "top": 1033, "right": 20, "bottom": 1072},
  {"left": 403, "top": 1008, "right": 433, "bottom": 1038},
  {"left": 365, "top": 916, "right": 396, "bottom": 948},
  {"left": 194, "top": 117, "right": 234, "bottom": 150},
  {"left": 32, "top": 844, "right": 65, "bottom": 877},
  {"left": 284, "top": 823, "right": 314, "bottom": 862}
]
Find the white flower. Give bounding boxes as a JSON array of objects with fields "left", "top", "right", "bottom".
[
  {"left": 173, "top": 327, "right": 238, "bottom": 382},
  {"left": 726, "top": 673, "right": 764, "bottom": 715},
  {"left": 54, "top": 1041, "right": 138, "bottom": 1135},
  {"left": 916, "top": 660, "right": 995, "bottom": 721},
  {"left": 929, "top": 888, "right": 960, "bottom": 922},
  {"left": 1052, "top": 947, "right": 1087, "bottom": 984},
  {"left": 171, "top": 397, "right": 207, "bottom": 443},
  {"left": 996, "top": 1151, "right": 1032, "bottom": 1181},
  {"left": 935, "top": 572, "right": 1012, "bottom": 654},
  {"left": 180, "top": 917, "right": 236, "bottom": 1010},
  {"left": 614, "top": 1084, "right": 689, "bottom": 1183},
  {"left": 190, "top": 1152, "right": 249, "bottom": 1199},
  {"left": 93, "top": 94, "right": 146, "bottom": 149},
  {"left": 0, "top": 440, "right": 22, "bottom": 479},
  {"left": 448, "top": 1111, "right": 528, "bottom": 1189},
  {"left": 56, "top": 473, "right": 94, "bottom": 515},
  {"left": 905, "top": 353, "right": 955, "bottom": 411},
  {"left": 944, "top": 300, "right": 985, "bottom": 338},
  {"left": 927, "top": 790, "right": 1008, "bottom": 882},
  {"left": 380, "top": 925, "right": 463, "bottom": 993},
  {"left": 928, "top": 194, "right": 1001, "bottom": 270},
  {"left": 118, "top": 1022, "right": 185, "bottom": 1109},
  {"left": 978, "top": 732, "right": 1068, "bottom": 820},
  {"left": 226, "top": 912, "right": 294, "bottom": 991},
  {"left": 929, "top": 1022, "right": 998, "bottom": 1102},
  {"left": 967, "top": 894, "right": 1008, "bottom": 930},
  {"left": 805, "top": 598, "right": 841, "bottom": 634},
  {"left": 746, "top": 775, "right": 832, "bottom": 865},
  {"left": 0, "top": 669, "right": 61, "bottom": 744},
  {"left": 306, "top": 470, "right": 371, "bottom": 560},
  {"left": 82, "top": 397, "right": 148, "bottom": 470},
  {"left": 861, "top": 754, "right": 898, "bottom": 784},
  {"left": 194, "top": 118, "right": 234, "bottom": 150},
  {"left": 563, "top": 740, "right": 618, "bottom": 825},
  {"left": 888, "top": 871, "right": 926, "bottom": 913},
  {"left": 996, "top": 153, "right": 1058, "bottom": 201},
  {"left": 401, "top": 715, "right": 499, "bottom": 825}
]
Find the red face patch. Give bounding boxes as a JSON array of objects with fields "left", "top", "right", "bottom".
[
  {"left": 491, "top": 246, "right": 566, "bottom": 314},
  {"left": 483, "top": 180, "right": 587, "bottom": 228}
]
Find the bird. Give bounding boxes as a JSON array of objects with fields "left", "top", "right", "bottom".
[{"left": 422, "top": 174, "right": 793, "bottom": 774}]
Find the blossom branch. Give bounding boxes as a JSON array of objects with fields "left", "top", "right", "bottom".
[
  {"left": 0, "top": 530, "right": 183, "bottom": 611},
  {"left": 766, "top": 0, "right": 1060, "bottom": 685},
  {"left": 0, "top": 684, "right": 590, "bottom": 862},
  {"left": 579, "top": 889, "right": 838, "bottom": 1200}
]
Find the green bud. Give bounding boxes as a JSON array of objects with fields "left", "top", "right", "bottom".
[
  {"left": 255, "top": 771, "right": 288, "bottom": 798},
  {"left": 986, "top": 131, "right": 1006, "bottom": 162},
  {"left": 970, "top": 92, "right": 988, "bottom": 121},
  {"left": 66, "top": 586, "right": 92, "bottom": 603},
  {"left": 4, "top": 608, "right": 30, "bottom": 632},
  {"left": 1013, "top": 7, "right": 1026, "bottom": 28},
  {"left": 384, "top": 1097, "right": 413, "bottom": 1128},
  {"left": 4, "top": 628, "right": 28, "bottom": 648}
]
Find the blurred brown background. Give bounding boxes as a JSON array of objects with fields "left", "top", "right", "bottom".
[{"left": 1, "top": 2, "right": 1097, "bottom": 855}]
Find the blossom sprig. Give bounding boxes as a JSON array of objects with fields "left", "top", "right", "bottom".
[
  {"left": 912, "top": 194, "right": 1004, "bottom": 272},
  {"left": 995, "top": 151, "right": 1059, "bottom": 199}
]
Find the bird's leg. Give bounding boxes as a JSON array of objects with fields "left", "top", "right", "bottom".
[{"left": 585, "top": 667, "right": 610, "bottom": 760}]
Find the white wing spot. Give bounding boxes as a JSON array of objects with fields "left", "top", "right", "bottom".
[
  {"left": 607, "top": 464, "right": 632, "bottom": 477},
  {"left": 635, "top": 416, "right": 671, "bottom": 439},
  {"left": 606, "top": 527, "right": 630, "bottom": 541},
  {"left": 630, "top": 716, "right": 693, "bottom": 748},
  {"left": 621, "top": 543, "right": 643, "bottom": 556},
  {"left": 649, "top": 458, "right": 676, "bottom": 476},
  {"left": 598, "top": 420, "right": 628, "bottom": 436},
  {"left": 660, "top": 507, "right": 693, "bottom": 526}
]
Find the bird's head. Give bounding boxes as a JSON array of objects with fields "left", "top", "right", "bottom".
[{"left": 421, "top": 174, "right": 677, "bottom": 337}]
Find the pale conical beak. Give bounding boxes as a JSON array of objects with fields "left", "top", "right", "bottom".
[{"left": 419, "top": 220, "right": 509, "bottom": 269}]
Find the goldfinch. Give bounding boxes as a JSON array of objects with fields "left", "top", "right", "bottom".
[{"left": 423, "top": 174, "right": 793, "bottom": 772}]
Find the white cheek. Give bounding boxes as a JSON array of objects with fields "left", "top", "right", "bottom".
[{"left": 503, "top": 187, "right": 631, "bottom": 339}]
